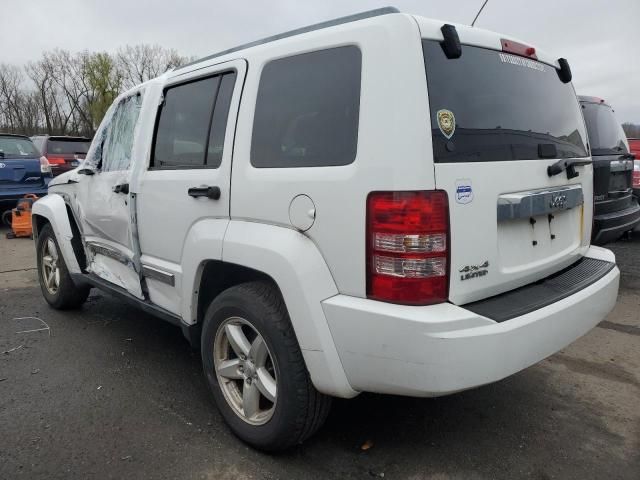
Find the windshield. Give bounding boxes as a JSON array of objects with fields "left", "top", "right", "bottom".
[
  {"left": 0, "top": 136, "right": 39, "bottom": 159},
  {"left": 48, "top": 139, "right": 91, "bottom": 155},
  {"left": 422, "top": 40, "right": 588, "bottom": 163},
  {"left": 580, "top": 102, "right": 628, "bottom": 155}
]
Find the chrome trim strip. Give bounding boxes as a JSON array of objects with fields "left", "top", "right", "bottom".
[
  {"left": 497, "top": 185, "right": 583, "bottom": 221},
  {"left": 609, "top": 160, "right": 633, "bottom": 172},
  {"left": 142, "top": 265, "right": 175, "bottom": 286},
  {"left": 86, "top": 241, "right": 133, "bottom": 266}
]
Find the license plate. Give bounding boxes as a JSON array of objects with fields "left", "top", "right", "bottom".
[{"left": 71, "top": 161, "right": 79, "bottom": 167}]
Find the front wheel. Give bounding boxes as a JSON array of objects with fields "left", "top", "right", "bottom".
[
  {"left": 201, "top": 281, "right": 331, "bottom": 451},
  {"left": 36, "top": 223, "right": 90, "bottom": 309}
]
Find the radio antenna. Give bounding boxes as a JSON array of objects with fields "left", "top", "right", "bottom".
[{"left": 471, "top": 0, "right": 489, "bottom": 27}]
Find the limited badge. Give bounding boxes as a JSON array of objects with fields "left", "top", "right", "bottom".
[{"left": 437, "top": 109, "right": 456, "bottom": 139}]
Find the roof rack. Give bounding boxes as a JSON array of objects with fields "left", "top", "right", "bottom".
[{"left": 178, "top": 6, "right": 400, "bottom": 70}]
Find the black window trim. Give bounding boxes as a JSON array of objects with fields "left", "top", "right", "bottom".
[{"left": 149, "top": 68, "right": 237, "bottom": 171}]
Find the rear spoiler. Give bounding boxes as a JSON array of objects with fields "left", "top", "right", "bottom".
[{"left": 439, "top": 24, "right": 573, "bottom": 83}]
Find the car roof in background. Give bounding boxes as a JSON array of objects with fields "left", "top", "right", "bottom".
[
  {"left": 578, "top": 95, "right": 612, "bottom": 107},
  {"left": 31, "top": 135, "right": 92, "bottom": 141},
  {"left": 0, "top": 133, "right": 30, "bottom": 139}
]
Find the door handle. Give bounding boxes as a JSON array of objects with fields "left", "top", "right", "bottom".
[
  {"left": 188, "top": 185, "right": 221, "bottom": 200},
  {"left": 113, "top": 183, "right": 129, "bottom": 194}
]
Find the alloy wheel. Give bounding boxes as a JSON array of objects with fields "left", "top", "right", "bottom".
[
  {"left": 41, "top": 237, "right": 60, "bottom": 295},
  {"left": 213, "top": 317, "right": 278, "bottom": 425}
]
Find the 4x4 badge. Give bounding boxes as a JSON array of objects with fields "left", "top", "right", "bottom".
[
  {"left": 437, "top": 109, "right": 456, "bottom": 139},
  {"left": 459, "top": 260, "right": 489, "bottom": 281}
]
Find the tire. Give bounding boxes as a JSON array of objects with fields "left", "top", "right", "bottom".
[
  {"left": 36, "top": 223, "right": 90, "bottom": 309},
  {"left": 1, "top": 210, "right": 11, "bottom": 226},
  {"left": 201, "top": 281, "right": 331, "bottom": 451}
]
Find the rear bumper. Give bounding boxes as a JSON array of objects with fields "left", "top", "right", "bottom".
[
  {"left": 322, "top": 246, "right": 619, "bottom": 397},
  {"left": 592, "top": 202, "right": 640, "bottom": 244},
  {"left": 0, "top": 186, "right": 49, "bottom": 206}
]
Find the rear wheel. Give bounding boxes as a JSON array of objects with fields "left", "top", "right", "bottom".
[
  {"left": 201, "top": 281, "right": 331, "bottom": 451},
  {"left": 37, "top": 223, "right": 90, "bottom": 309}
]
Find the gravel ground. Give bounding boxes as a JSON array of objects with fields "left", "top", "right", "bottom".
[{"left": 1, "top": 224, "right": 638, "bottom": 479}]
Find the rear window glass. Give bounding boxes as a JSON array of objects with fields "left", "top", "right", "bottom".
[
  {"left": 48, "top": 140, "right": 91, "bottom": 155},
  {"left": 251, "top": 46, "right": 361, "bottom": 168},
  {"left": 422, "top": 40, "right": 588, "bottom": 162},
  {"left": 580, "top": 102, "right": 628, "bottom": 155},
  {"left": 0, "top": 137, "right": 39, "bottom": 159}
]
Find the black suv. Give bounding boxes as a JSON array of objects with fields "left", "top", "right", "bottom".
[{"left": 579, "top": 96, "right": 640, "bottom": 244}]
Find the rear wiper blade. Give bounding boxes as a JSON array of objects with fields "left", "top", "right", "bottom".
[{"left": 547, "top": 158, "right": 592, "bottom": 179}]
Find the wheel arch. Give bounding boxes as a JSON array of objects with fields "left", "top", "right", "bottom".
[
  {"left": 32, "top": 194, "right": 82, "bottom": 274},
  {"left": 198, "top": 220, "right": 356, "bottom": 398}
]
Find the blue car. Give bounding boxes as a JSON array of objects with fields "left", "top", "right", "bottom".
[{"left": 0, "top": 134, "right": 52, "bottom": 207}]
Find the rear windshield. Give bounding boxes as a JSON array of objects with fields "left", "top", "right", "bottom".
[
  {"left": 422, "top": 40, "right": 588, "bottom": 163},
  {"left": 0, "top": 136, "right": 39, "bottom": 159},
  {"left": 47, "top": 139, "right": 91, "bottom": 155},
  {"left": 580, "top": 102, "right": 628, "bottom": 155}
]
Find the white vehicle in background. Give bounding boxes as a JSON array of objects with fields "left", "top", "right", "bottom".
[{"left": 32, "top": 8, "right": 620, "bottom": 451}]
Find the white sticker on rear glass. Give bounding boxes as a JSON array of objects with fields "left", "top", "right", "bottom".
[{"left": 499, "top": 53, "right": 545, "bottom": 72}]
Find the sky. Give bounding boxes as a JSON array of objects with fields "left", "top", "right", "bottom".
[{"left": 1, "top": 0, "right": 639, "bottom": 123}]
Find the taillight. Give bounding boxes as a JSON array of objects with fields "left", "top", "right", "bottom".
[
  {"left": 633, "top": 159, "right": 640, "bottom": 188},
  {"left": 46, "top": 156, "right": 66, "bottom": 165},
  {"left": 367, "top": 191, "right": 449, "bottom": 305},
  {"left": 39, "top": 156, "right": 52, "bottom": 174}
]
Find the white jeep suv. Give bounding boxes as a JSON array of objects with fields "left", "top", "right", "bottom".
[{"left": 32, "top": 8, "right": 620, "bottom": 450}]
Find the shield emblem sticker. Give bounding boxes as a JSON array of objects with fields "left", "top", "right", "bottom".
[{"left": 437, "top": 109, "right": 456, "bottom": 139}]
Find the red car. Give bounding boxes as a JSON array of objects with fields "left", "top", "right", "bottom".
[{"left": 30, "top": 135, "right": 92, "bottom": 176}]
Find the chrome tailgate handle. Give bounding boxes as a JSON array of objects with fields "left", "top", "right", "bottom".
[{"left": 497, "top": 185, "right": 583, "bottom": 221}]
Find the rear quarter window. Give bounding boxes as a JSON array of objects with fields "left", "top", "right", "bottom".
[{"left": 251, "top": 46, "right": 361, "bottom": 168}]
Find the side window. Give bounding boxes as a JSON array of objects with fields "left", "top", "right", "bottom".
[
  {"left": 251, "top": 46, "right": 361, "bottom": 168},
  {"left": 152, "top": 71, "right": 236, "bottom": 169},
  {"left": 101, "top": 92, "right": 144, "bottom": 172},
  {"left": 84, "top": 103, "right": 116, "bottom": 171}
]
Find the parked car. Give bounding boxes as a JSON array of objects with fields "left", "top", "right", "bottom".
[
  {"left": 30, "top": 135, "right": 91, "bottom": 176},
  {"left": 579, "top": 97, "right": 640, "bottom": 243},
  {"left": 0, "top": 133, "right": 52, "bottom": 207},
  {"left": 32, "top": 8, "right": 620, "bottom": 451},
  {"left": 628, "top": 138, "right": 640, "bottom": 199}
]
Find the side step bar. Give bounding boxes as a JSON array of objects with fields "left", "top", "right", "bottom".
[{"left": 71, "top": 273, "right": 201, "bottom": 346}]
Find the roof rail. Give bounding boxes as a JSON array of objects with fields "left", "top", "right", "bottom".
[{"left": 178, "top": 6, "right": 400, "bottom": 70}]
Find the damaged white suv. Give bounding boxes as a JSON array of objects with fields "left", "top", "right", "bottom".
[{"left": 33, "top": 8, "right": 620, "bottom": 450}]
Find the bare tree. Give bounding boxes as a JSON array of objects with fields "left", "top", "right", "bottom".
[
  {"left": 0, "top": 64, "right": 26, "bottom": 132},
  {"left": 117, "top": 44, "right": 191, "bottom": 89},
  {"left": 1, "top": 44, "right": 191, "bottom": 137},
  {"left": 622, "top": 123, "right": 640, "bottom": 139}
]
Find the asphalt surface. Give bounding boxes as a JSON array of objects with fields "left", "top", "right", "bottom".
[{"left": 1, "top": 224, "right": 639, "bottom": 479}]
